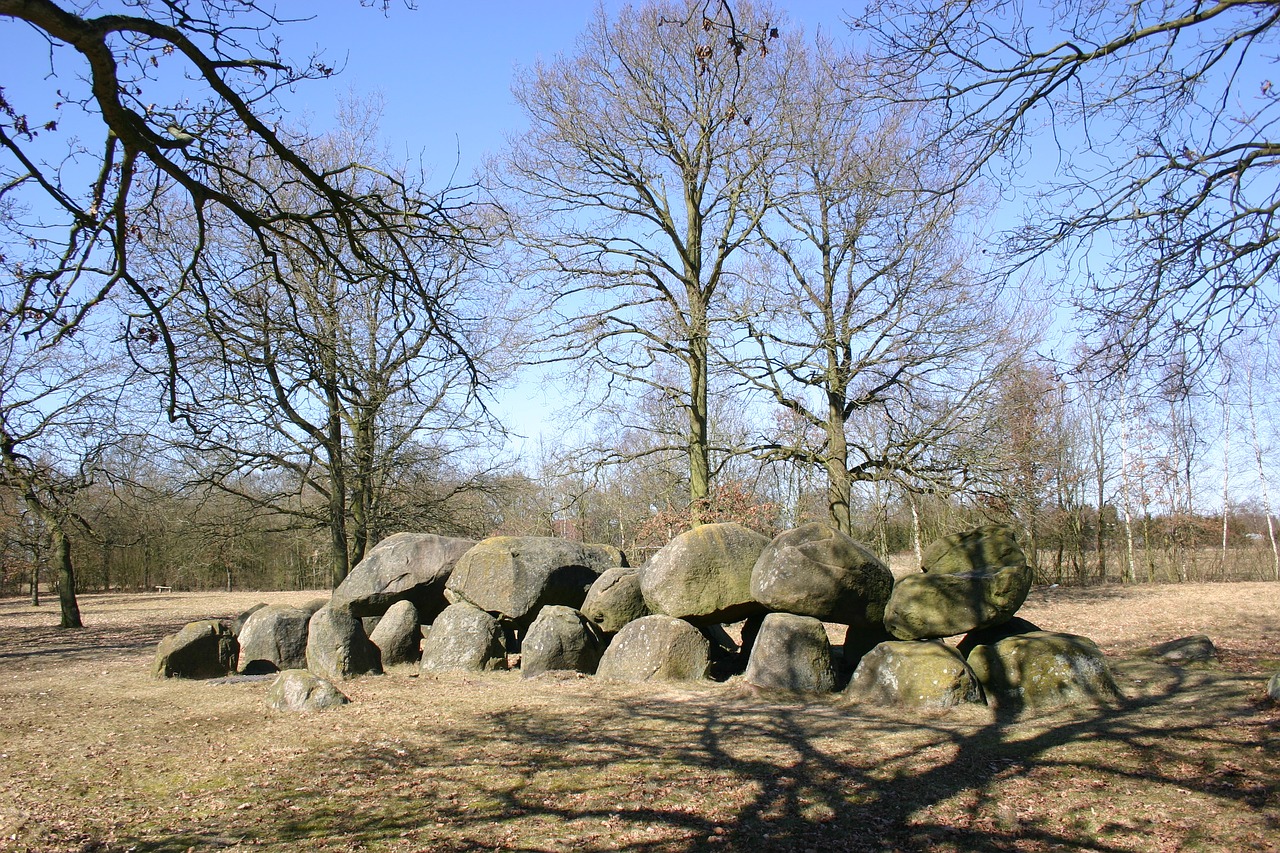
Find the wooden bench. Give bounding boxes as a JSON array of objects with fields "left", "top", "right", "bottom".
[{"left": 154, "top": 585, "right": 172, "bottom": 593}]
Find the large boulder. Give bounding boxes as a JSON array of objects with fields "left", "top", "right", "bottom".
[
  {"left": 445, "top": 536, "right": 619, "bottom": 627},
  {"left": 581, "top": 566, "right": 649, "bottom": 634},
  {"left": 843, "top": 640, "right": 986, "bottom": 708},
  {"left": 751, "top": 523, "right": 894, "bottom": 628},
  {"left": 152, "top": 620, "right": 239, "bottom": 679},
  {"left": 742, "top": 613, "right": 836, "bottom": 693},
  {"left": 266, "top": 669, "right": 349, "bottom": 712},
  {"left": 369, "top": 600, "right": 422, "bottom": 666},
  {"left": 419, "top": 601, "right": 508, "bottom": 672},
  {"left": 884, "top": 558, "right": 1032, "bottom": 641},
  {"left": 640, "top": 523, "right": 769, "bottom": 624},
  {"left": 520, "top": 606, "right": 606, "bottom": 678},
  {"left": 331, "top": 533, "right": 476, "bottom": 620},
  {"left": 967, "top": 631, "right": 1122, "bottom": 712},
  {"left": 596, "top": 614, "right": 711, "bottom": 683},
  {"left": 237, "top": 606, "right": 312, "bottom": 674},
  {"left": 920, "top": 525, "right": 1026, "bottom": 574},
  {"left": 305, "top": 605, "right": 382, "bottom": 682},
  {"left": 883, "top": 525, "right": 1034, "bottom": 642}
]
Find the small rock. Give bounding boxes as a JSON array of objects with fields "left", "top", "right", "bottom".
[
  {"left": 582, "top": 567, "right": 649, "bottom": 634},
  {"left": 305, "top": 605, "right": 382, "bottom": 681},
  {"left": 369, "top": 600, "right": 422, "bottom": 666},
  {"left": 1135, "top": 634, "right": 1218, "bottom": 664},
  {"left": 520, "top": 606, "right": 606, "bottom": 677},
  {"left": 266, "top": 669, "right": 349, "bottom": 712},
  {"left": 237, "top": 606, "right": 312, "bottom": 673}
]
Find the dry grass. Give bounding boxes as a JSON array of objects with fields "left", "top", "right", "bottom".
[{"left": 1, "top": 584, "right": 1278, "bottom": 853}]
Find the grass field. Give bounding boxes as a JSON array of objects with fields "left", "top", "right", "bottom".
[{"left": 1, "top": 584, "right": 1277, "bottom": 852}]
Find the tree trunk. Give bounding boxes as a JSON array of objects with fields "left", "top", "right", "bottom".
[
  {"left": 1118, "top": 384, "right": 1138, "bottom": 583},
  {"left": 325, "top": 394, "right": 350, "bottom": 589},
  {"left": 100, "top": 538, "right": 111, "bottom": 592},
  {"left": 48, "top": 522, "right": 82, "bottom": 629},
  {"left": 1093, "top": 420, "right": 1107, "bottom": 582},
  {"left": 1245, "top": 363, "right": 1280, "bottom": 581},
  {"left": 687, "top": 329, "right": 711, "bottom": 528},
  {"left": 16, "top": 488, "right": 81, "bottom": 626},
  {"left": 825, "top": 410, "right": 852, "bottom": 535},
  {"left": 910, "top": 494, "right": 924, "bottom": 569},
  {"left": 327, "top": 469, "right": 350, "bottom": 589},
  {"left": 1221, "top": 387, "right": 1231, "bottom": 579},
  {"left": 349, "top": 414, "right": 376, "bottom": 568}
]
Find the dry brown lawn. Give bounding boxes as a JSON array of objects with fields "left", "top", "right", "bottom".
[{"left": 0, "top": 584, "right": 1277, "bottom": 853}]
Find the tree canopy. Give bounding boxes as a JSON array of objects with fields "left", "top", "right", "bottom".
[{"left": 861, "top": 0, "right": 1280, "bottom": 371}]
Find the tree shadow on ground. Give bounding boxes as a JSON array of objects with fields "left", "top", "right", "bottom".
[
  {"left": 0, "top": 620, "right": 175, "bottom": 665},
  {"left": 121, "top": 657, "right": 1280, "bottom": 852}
]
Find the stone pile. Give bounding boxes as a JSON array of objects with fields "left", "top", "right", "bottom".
[{"left": 153, "top": 522, "right": 1137, "bottom": 715}]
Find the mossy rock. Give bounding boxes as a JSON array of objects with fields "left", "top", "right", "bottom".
[
  {"left": 266, "top": 669, "right": 349, "bottom": 712},
  {"left": 750, "top": 522, "right": 893, "bottom": 628},
  {"left": 640, "top": 523, "right": 768, "bottom": 624},
  {"left": 884, "top": 563, "right": 1032, "bottom": 640},
  {"left": 843, "top": 639, "right": 985, "bottom": 708},
  {"left": 521, "top": 605, "right": 606, "bottom": 678},
  {"left": 582, "top": 566, "right": 649, "bottom": 634},
  {"left": 420, "top": 601, "right": 508, "bottom": 673},
  {"left": 742, "top": 612, "right": 836, "bottom": 693},
  {"left": 596, "top": 614, "right": 710, "bottom": 683},
  {"left": 968, "top": 631, "right": 1122, "bottom": 712},
  {"left": 920, "top": 525, "right": 1026, "bottom": 575}
]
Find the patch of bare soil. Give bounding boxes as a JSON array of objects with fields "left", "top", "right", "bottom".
[{"left": 0, "top": 584, "right": 1277, "bottom": 853}]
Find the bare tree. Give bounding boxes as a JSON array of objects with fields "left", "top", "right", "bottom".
[
  {"left": 150, "top": 101, "right": 498, "bottom": 587},
  {"left": 1229, "top": 334, "right": 1280, "bottom": 579},
  {"left": 1, "top": 1, "right": 458, "bottom": 404},
  {"left": 498, "top": 0, "right": 790, "bottom": 526},
  {"left": 731, "top": 45, "right": 1018, "bottom": 534},
  {"left": 861, "top": 0, "right": 1280, "bottom": 373},
  {"left": 0, "top": 321, "right": 128, "bottom": 627}
]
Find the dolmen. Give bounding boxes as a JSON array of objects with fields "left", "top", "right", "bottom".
[{"left": 152, "top": 522, "right": 1126, "bottom": 717}]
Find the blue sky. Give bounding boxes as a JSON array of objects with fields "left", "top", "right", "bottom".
[
  {"left": 1, "top": 2, "right": 856, "bottom": 178},
  {"left": 282, "top": 1, "right": 857, "bottom": 178}
]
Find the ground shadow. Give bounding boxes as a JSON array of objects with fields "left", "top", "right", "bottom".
[{"left": 117, "top": 659, "right": 1280, "bottom": 852}]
